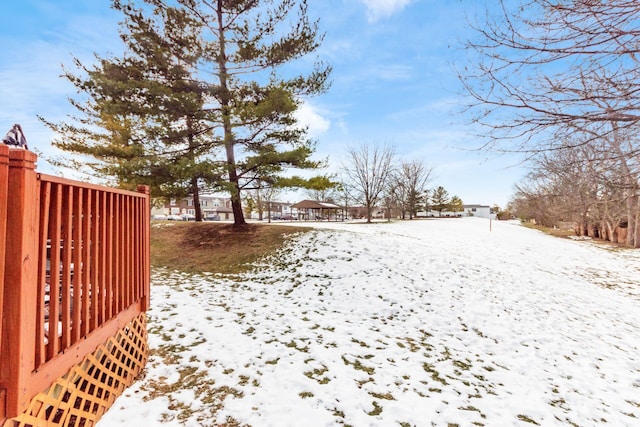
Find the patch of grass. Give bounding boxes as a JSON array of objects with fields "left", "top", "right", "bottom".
[
  {"left": 369, "top": 391, "right": 395, "bottom": 400},
  {"left": 143, "top": 365, "right": 243, "bottom": 424},
  {"left": 459, "top": 406, "right": 485, "bottom": 419},
  {"left": 304, "top": 365, "right": 330, "bottom": 384},
  {"left": 422, "top": 362, "right": 448, "bottom": 385},
  {"left": 453, "top": 359, "right": 472, "bottom": 370},
  {"left": 521, "top": 222, "right": 577, "bottom": 238},
  {"left": 517, "top": 414, "right": 540, "bottom": 425},
  {"left": 342, "top": 355, "right": 375, "bottom": 375},
  {"left": 151, "top": 222, "right": 311, "bottom": 274},
  {"left": 367, "top": 401, "right": 383, "bottom": 416},
  {"left": 550, "top": 398, "right": 568, "bottom": 409},
  {"left": 521, "top": 222, "right": 634, "bottom": 249},
  {"left": 352, "top": 338, "right": 370, "bottom": 348},
  {"left": 285, "top": 339, "right": 309, "bottom": 352}
]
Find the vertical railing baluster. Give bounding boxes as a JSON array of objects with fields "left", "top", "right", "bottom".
[
  {"left": 71, "top": 187, "right": 82, "bottom": 344},
  {"left": 35, "top": 180, "right": 50, "bottom": 368},
  {"left": 106, "top": 192, "right": 114, "bottom": 320},
  {"left": 47, "top": 184, "right": 62, "bottom": 360},
  {"left": 60, "top": 185, "right": 73, "bottom": 350},
  {"left": 113, "top": 194, "right": 120, "bottom": 313},
  {"left": 125, "top": 196, "right": 132, "bottom": 308},
  {"left": 81, "top": 189, "right": 91, "bottom": 337},
  {"left": 90, "top": 190, "right": 99, "bottom": 331},
  {"left": 96, "top": 191, "right": 107, "bottom": 325}
]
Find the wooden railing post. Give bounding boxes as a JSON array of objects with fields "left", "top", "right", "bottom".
[
  {"left": 137, "top": 185, "right": 150, "bottom": 312},
  {"left": 0, "top": 144, "right": 9, "bottom": 361},
  {"left": 0, "top": 149, "right": 39, "bottom": 418}
]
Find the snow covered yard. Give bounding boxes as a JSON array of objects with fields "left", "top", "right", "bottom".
[{"left": 98, "top": 218, "right": 640, "bottom": 427}]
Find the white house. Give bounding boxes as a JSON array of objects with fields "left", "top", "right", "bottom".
[
  {"left": 419, "top": 204, "right": 496, "bottom": 220},
  {"left": 462, "top": 204, "right": 495, "bottom": 220}
]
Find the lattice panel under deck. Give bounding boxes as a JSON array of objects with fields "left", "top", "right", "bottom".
[{"left": 3, "top": 313, "right": 148, "bottom": 427}]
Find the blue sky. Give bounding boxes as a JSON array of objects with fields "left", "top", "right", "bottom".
[{"left": 0, "top": 0, "right": 525, "bottom": 207}]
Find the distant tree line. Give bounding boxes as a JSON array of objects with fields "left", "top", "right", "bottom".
[{"left": 311, "top": 142, "right": 463, "bottom": 223}]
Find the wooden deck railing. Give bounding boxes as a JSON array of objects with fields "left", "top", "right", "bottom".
[{"left": 0, "top": 148, "right": 150, "bottom": 420}]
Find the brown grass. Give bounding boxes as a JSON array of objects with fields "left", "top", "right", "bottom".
[
  {"left": 150, "top": 221, "right": 311, "bottom": 275},
  {"left": 521, "top": 222, "right": 577, "bottom": 238}
]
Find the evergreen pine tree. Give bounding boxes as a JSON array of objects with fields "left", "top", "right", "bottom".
[{"left": 43, "top": 0, "right": 331, "bottom": 226}]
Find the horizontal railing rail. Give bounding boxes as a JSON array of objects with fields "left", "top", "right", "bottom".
[{"left": 0, "top": 149, "right": 150, "bottom": 420}]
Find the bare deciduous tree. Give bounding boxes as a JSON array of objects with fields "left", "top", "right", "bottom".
[
  {"left": 388, "top": 160, "right": 433, "bottom": 219},
  {"left": 460, "top": 0, "right": 640, "bottom": 152},
  {"left": 343, "top": 143, "right": 396, "bottom": 223},
  {"left": 246, "top": 181, "right": 280, "bottom": 221},
  {"left": 402, "top": 160, "right": 432, "bottom": 219},
  {"left": 463, "top": 0, "right": 640, "bottom": 246},
  {"left": 511, "top": 138, "right": 640, "bottom": 245},
  {"left": 305, "top": 186, "right": 339, "bottom": 203},
  {"left": 337, "top": 175, "right": 355, "bottom": 220}
]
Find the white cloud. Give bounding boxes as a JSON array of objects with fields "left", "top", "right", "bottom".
[
  {"left": 294, "top": 102, "right": 331, "bottom": 137},
  {"left": 360, "top": 0, "right": 414, "bottom": 22}
]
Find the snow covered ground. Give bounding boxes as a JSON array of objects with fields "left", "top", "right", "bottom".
[{"left": 98, "top": 218, "right": 640, "bottom": 427}]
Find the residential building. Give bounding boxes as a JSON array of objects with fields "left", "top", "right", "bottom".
[
  {"left": 152, "top": 194, "right": 235, "bottom": 220},
  {"left": 417, "top": 204, "right": 496, "bottom": 220}
]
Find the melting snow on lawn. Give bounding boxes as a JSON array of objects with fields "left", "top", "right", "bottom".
[{"left": 98, "top": 218, "right": 640, "bottom": 426}]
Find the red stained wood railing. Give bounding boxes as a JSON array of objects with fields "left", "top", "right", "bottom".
[{"left": 0, "top": 148, "right": 150, "bottom": 420}]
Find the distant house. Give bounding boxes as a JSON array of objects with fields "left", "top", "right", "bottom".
[
  {"left": 462, "top": 204, "right": 495, "bottom": 220},
  {"left": 153, "top": 194, "right": 235, "bottom": 220},
  {"left": 417, "top": 204, "right": 496, "bottom": 220},
  {"left": 260, "top": 201, "right": 294, "bottom": 220}
]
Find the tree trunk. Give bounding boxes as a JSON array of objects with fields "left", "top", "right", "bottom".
[
  {"left": 626, "top": 193, "right": 638, "bottom": 246},
  {"left": 217, "top": 2, "right": 245, "bottom": 228},
  {"left": 185, "top": 118, "right": 202, "bottom": 221},
  {"left": 633, "top": 195, "right": 640, "bottom": 248},
  {"left": 228, "top": 169, "right": 246, "bottom": 227},
  {"left": 606, "top": 221, "right": 617, "bottom": 243},
  {"left": 192, "top": 176, "right": 202, "bottom": 221}
]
